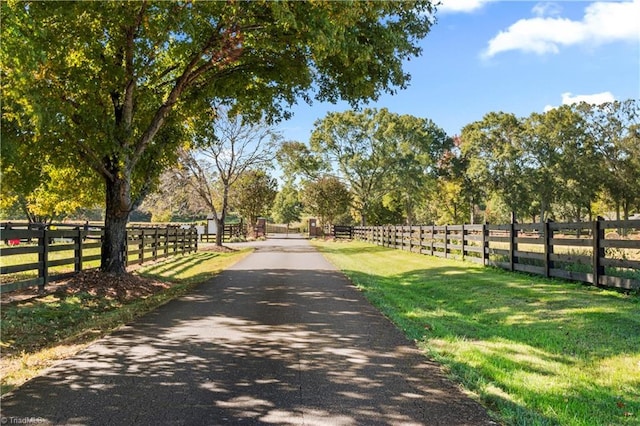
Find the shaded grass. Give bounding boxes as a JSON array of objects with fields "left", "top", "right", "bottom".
[
  {"left": 313, "top": 240, "right": 640, "bottom": 426},
  {"left": 0, "top": 248, "right": 252, "bottom": 395}
]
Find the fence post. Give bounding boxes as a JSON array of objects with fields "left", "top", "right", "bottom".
[
  {"left": 544, "top": 221, "right": 552, "bottom": 278},
  {"left": 444, "top": 225, "right": 449, "bottom": 259},
  {"left": 510, "top": 212, "right": 517, "bottom": 272},
  {"left": 461, "top": 224, "right": 466, "bottom": 261},
  {"left": 38, "top": 228, "right": 49, "bottom": 292},
  {"left": 153, "top": 227, "right": 159, "bottom": 261},
  {"left": 75, "top": 227, "right": 83, "bottom": 273},
  {"left": 482, "top": 223, "right": 489, "bottom": 266},
  {"left": 408, "top": 226, "right": 413, "bottom": 252},
  {"left": 430, "top": 225, "right": 435, "bottom": 256},
  {"left": 193, "top": 226, "right": 198, "bottom": 253},
  {"left": 592, "top": 218, "right": 604, "bottom": 286},
  {"left": 139, "top": 228, "right": 145, "bottom": 265}
]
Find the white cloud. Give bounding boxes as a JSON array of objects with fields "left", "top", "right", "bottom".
[
  {"left": 437, "top": 0, "right": 495, "bottom": 14},
  {"left": 543, "top": 91, "right": 615, "bottom": 111},
  {"left": 483, "top": 0, "right": 640, "bottom": 58},
  {"left": 532, "top": 2, "right": 562, "bottom": 18}
]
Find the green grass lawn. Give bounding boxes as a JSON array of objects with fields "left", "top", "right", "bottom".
[
  {"left": 313, "top": 240, "right": 640, "bottom": 426},
  {"left": 0, "top": 248, "right": 251, "bottom": 394}
]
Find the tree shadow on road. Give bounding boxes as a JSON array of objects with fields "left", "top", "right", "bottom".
[{"left": 1, "top": 268, "right": 496, "bottom": 425}]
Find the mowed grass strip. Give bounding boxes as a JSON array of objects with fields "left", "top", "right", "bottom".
[
  {"left": 1, "top": 248, "right": 251, "bottom": 395},
  {"left": 313, "top": 240, "right": 640, "bottom": 426}
]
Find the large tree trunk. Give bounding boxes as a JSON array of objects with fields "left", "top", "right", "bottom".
[
  {"left": 214, "top": 183, "right": 230, "bottom": 247},
  {"left": 101, "top": 176, "right": 131, "bottom": 275},
  {"left": 214, "top": 217, "right": 224, "bottom": 246}
]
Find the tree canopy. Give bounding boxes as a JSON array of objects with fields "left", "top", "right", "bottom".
[
  {"left": 1, "top": 1, "right": 435, "bottom": 272},
  {"left": 458, "top": 100, "right": 640, "bottom": 223},
  {"left": 302, "top": 176, "right": 351, "bottom": 229},
  {"left": 276, "top": 100, "right": 638, "bottom": 227},
  {"left": 309, "top": 108, "right": 451, "bottom": 225},
  {"left": 230, "top": 169, "right": 278, "bottom": 233}
]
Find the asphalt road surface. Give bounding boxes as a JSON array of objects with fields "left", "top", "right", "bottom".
[{"left": 1, "top": 238, "right": 496, "bottom": 425}]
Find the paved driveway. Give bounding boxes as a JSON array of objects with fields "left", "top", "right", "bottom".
[{"left": 1, "top": 238, "right": 495, "bottom": 425}]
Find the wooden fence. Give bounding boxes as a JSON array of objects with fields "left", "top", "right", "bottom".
[
  {"left": 200, "top": 223, "right": 244, "bottom": 242},
  {"left": 351, "top": 219, "right": 640, "bottom": 291},
  {"left": 0, "top": 222, "right": 198, "bottom": 293},
  {"left": 332, "top": 225, "right": 354, "bottom": 239}
]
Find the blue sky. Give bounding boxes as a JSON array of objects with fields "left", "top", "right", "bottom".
[{"left": 277, "top": 0, "right": 640, "bottom": 141}]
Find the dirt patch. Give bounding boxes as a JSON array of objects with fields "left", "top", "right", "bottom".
[
  {"left": 54, "top": 270, "right": 171, "bottom": 302},
  {"left": 1, "top": 270, "right": 171, "bottom": 305},
  {"left": 197, "top": 244, "right": 238, "bottom": 253}
]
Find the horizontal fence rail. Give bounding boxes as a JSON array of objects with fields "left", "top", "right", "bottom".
[
  {"left": 200, "top": 223, "right": 245, "bottom": 242},
  {"left": 0, "top": 222, "right": 198, "bottom": 294},
  {"left": 349, "top": 219, "right": 640, "bottom": 291}
]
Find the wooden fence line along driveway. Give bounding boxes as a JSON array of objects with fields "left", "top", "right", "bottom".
[
  {"left": 0, "top": 223, "right": 198, "bottom": 293},
  {"left": 347, "top": 219, "right": 640, "bottom": 291}
]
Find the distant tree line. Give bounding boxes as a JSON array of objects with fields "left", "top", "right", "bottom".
[
  {"left": 277, "top": 99, "right": 639, "bottom": 227},
  {"left": 4, "top": 100, "right": 637, "bottom": 235}
]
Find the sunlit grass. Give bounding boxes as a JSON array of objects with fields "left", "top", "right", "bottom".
[
  {"left": 0, "top": 248, "right": 251, "bottom": 395},
  {"left": 0, "top": 241, "right": 199, "bottom": 284},
  {"left": 313, "top": 240, "right": 640, "bottom": 426},
  {"left": 0, "top": 243, "right": 102, "bottom": 284}
]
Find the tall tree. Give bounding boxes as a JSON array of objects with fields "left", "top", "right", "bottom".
[
  {"left": 271, "top": 184, "right": 303, "bottom": 230},
  {"left": 2, "top": 1, "right": 435, "bottom": 274},
  {"left": 551, "top": 106, "right": 602, "bottom": 221},
  {"left": 181, "top": 109, "right": 279, "bottom": 246},
  {"left": 310, "top": 109, "right": 395, "bottom": 225},
  {"left": 461, "top": 112, "right": 531, "bottom": 222},
  {"left": 522, "top": 107, "right": 587, "bottom": 223},
  {"left": 310, "top": 108, "right": 448, "bottom": 225},
  {"left": 302, "top": 176, "right": 351, "bottom": 229},
  {"left": 384, "top": 116, "right": 451, "bottom": 225},
  {"left": 230, "top": 169, "right": 278, "bottom": 235},
  {"left": 437, "top": 136, "right": 483, "bottom": 224},
  {"left": 577, "top": 99, "right": 640, "bottom": 220}
]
